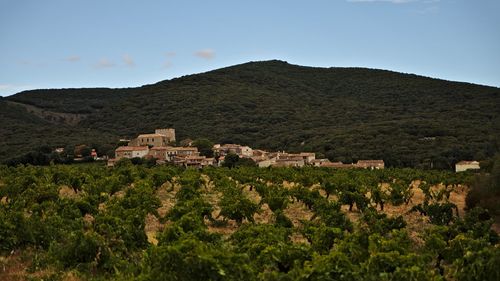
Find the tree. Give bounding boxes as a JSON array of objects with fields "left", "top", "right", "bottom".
[
  {"left": 192, "top": 138, "right": 214, "bottom": 157},
  {"left": 222, "top": 153, "right": 239, "bottom": 168},
  {"left": 219, "top": 189, "right": 259, "bottom": 225},
  {"left": 466, "top": 154, "right": 500, "bottom": 216}
]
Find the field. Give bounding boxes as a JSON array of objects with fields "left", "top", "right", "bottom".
[{"left": 1, "top": 163, "right": 499, "bottom": 280}]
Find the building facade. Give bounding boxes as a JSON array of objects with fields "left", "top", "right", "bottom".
[
  {"left": 455, "top": 161, "right": 480, "bottom": 172},
  {"left": 115, "top": 146, "right": 149, "bottom": 160}
]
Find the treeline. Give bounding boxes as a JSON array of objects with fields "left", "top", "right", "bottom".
[
  {"left": 1, "top": 164, "right": 499, "bottom": 280},
  {"left": 4, "top": 143, "right": 116, "bottom": 166}
]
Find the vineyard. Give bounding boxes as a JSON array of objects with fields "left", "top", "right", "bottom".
[{"left": 0, "top": 162, "right": 499, "bottom": 280}]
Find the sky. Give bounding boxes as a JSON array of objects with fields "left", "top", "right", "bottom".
[{"left": 1, "top": 0, "right": 499, "bottom": 96}]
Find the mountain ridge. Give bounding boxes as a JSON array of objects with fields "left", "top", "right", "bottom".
[{"left": 1, "top": 60, "right": 499, "bottom": 168}]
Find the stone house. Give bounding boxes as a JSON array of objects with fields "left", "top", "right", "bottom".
[
  {"left": 355, "top": 160, "right": 385, "bottom": 170},
  {"left": 115, "top": 146, "right": 149, "bottom": 160},
  {"left": 128, "top": 128, "right": 176, "bottom": 147},
  {"left": 321, "top": 161, "right": 353, "bottom": 168},
  {"left": 129, "top": 133, "right": 169, "bottom": 147},
  {"left": 272, "top": 158, "right": 305, "bottom": 167},
  {"left": 148, "top": 146, "right": 170, "bottom": 161},
  {"left": 213, "top": 144, "right": 253, "bottom": 158},
  {"left": 166, "top": 147, "right": 199, "bottom": 158},
  {"left": 173, "top": 155, "right": 215, "bottom": 168},
  {"left": 311, "top": 159, "right": 330, "bottom": 167},
  {"left": 455, "top": 161, "right": 480, "bottom": 172}
]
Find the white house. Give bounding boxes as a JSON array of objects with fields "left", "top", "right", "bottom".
[{"left": 455, "top": 161, "right": 480, "bottom": 172}]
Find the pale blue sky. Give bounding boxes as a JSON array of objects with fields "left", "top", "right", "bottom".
[{"left": 1, "top": 0, "right": 499, "bottom": 96}]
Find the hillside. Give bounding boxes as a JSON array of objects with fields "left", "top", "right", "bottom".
[{"left": 2, "top": 60, "right": 500, "bottom": 167}]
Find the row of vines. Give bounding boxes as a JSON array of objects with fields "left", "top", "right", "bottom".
[{"left": 0, "top": 162, "right": 498, "bottom": 280}]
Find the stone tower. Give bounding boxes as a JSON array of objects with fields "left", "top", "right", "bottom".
[{"left": 155, "top": 128, "right": 176, "bottom": 143}]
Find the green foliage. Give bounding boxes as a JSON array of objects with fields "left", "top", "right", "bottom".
[
  {"left": 220, "top": 153, "right": 256, "bottom": 168},
  {"left": 411, "top": 202, "right": 459, "bottom": 225},
  {"left": 466, "top": 154, "right": 500, "bottom": 216},
  {"left": 260, "top": 184, "right": 290, "bottom": 212},
  {"left": 296, "top": 251, "right": 359, "bottom": 281},
  {"left": 302, "top": 222, "right": 343, "bottom": 253},
  {"left": 361, "top": 209, "right": 407, "bottom": 234},
  {"left": 218, "top": 188, "right": 259, "bottom": 224},
  {"left": 49, "top": 230, "right": 108, "bottom": 269},
  {"left": 192, "top": 138, "right": 215, "bottom": 157},
  {"left": 141, "top": 236, "right": 254, "bottom": 281},
  {"left": 451, "top": 245, "right": 500, "bottom": 281},
  {"left": 3, "top": 60, "right": 499, "bottom": 167},
  {"left": 0, "top": 164, "right": 498, "bottom": 280},
  {"left": 274, "top": 210, "right": 294, "bottom": 228},
  {"left": 221, "top": 153, "right": 239, "bottom": 168}
]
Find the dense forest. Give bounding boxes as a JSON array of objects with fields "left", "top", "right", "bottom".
[
  {"left": 1, "top": 60, "right": 499, "bottom": 168},
  {"left": 1, "top": 163, "right": 499, "bottom": 280}
]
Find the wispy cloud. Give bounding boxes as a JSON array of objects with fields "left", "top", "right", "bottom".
[
  {"left": 65, "top": 55, "right": 80, "bottom": 62},
  {"left": 94, "top": 58, "right": 115, "bottom": 69},
  {"left": 194, "top": 49, "right": 215, "bottom": 60},
  {"left": 163, "top": 52, "right": 175, "bottom": 68},
  {"left": 17, "top": 59, "right": 33, "bottom": 66},
  {"left": 163, "top": 61, "right": 172, "bottom": 68},
  {"left": 123, "top": 54, "right": 135, "bottom": 67},
  {"left": 417, "top": 5, "right": 439, "bottom": 14}
]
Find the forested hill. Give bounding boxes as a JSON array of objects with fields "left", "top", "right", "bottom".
[{"left": 1, "top": 60, "right": 500, "bottom": 168}]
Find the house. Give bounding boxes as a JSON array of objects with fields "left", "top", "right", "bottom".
[
  {"left": 311, "top": 159, "right": 330, "bottom": 167},
  {"left": 321, "top": 161, "right": 354, "bottom": 168},
  {"left": 272, "top": 158, "right": 305, "bottom": 167},
  {"left": 128, "top": 128, "right": 176, "bottom": 147},
  {"left": 213, "top": 144, "right": 253, "bottom": 158},
  {"left": 173, "top": 155, "right": 215, "bottom": 168},
  {"left": 115, "top": 146, "right": 149, "bottom": 160},
  {"left": 251, "top": 156, "right": 277, "bottom": 168},
  {"left": 455, "top": 161, "right": 480, "bottom": 172},
  {"left": 148, "top": 146, "right": 171, "bottom": 161},
  {"left": 148, "top": 146, "right": 200, "bottom": 161},
  {"left": 201, "top": 157, "right": 215, "bottom": 167},
  {"left": 299, "top": 152, "right": 316, "bottom": 164},
  {"left": 252, "top": 149, "right": 268, "bottom": 157},
  {"left": 129, "top": 133, "right": 170, "bottom": 147},
  {"left": 166, "top": 146, "right": 199, "bottom": 158},
  {"left": 154, "top": 128, "right": 176, "bottom": 143},
  {"left": 355, "top": 160, "right": 385, "bottom": 170}
]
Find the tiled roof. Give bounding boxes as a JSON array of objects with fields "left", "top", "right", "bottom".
[
  {"left": 357, "top": 160, "right": 384, "bottom": 164},
  {"left": 172, "top": 147, "right": 198, "bottom": 151},
  {"left": 115, "top": 146, "right": 149, "bottom": 152},
  {"left": 150, "top": 146, "right": 170, "bottom": 151},
  {"left": 137, "top": 133, "right": 165, "bottom": 138}
]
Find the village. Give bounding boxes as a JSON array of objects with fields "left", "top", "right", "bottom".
[
  {"left": 106, "top": 127, "right": 388, "bottom": 169},
  {"left": 105, "top": 128, "right": 482, "bottom": 172}
]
